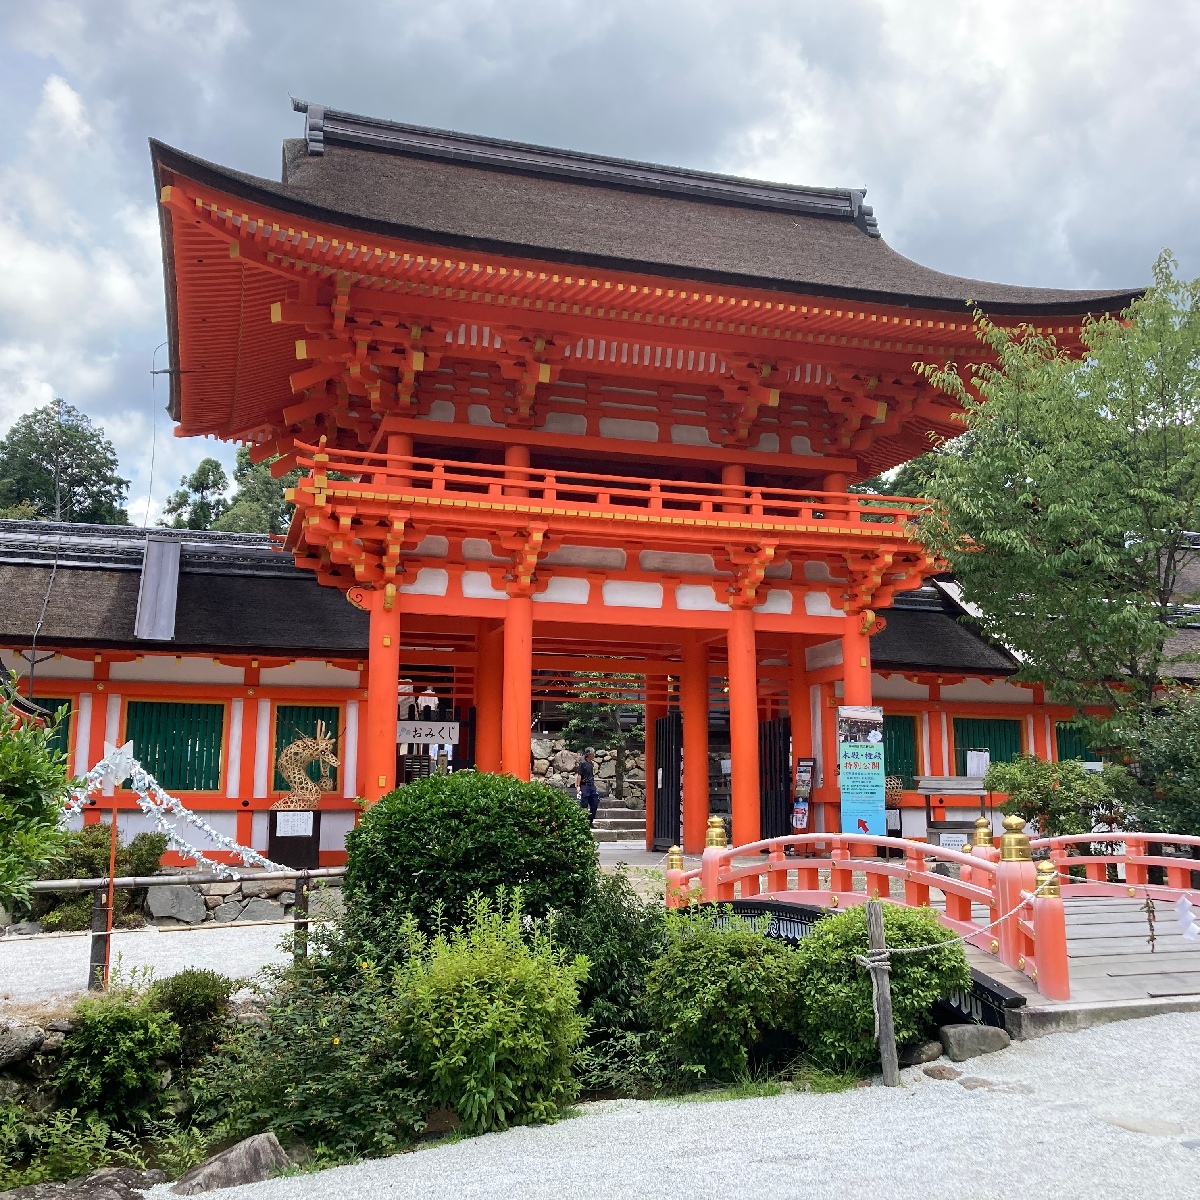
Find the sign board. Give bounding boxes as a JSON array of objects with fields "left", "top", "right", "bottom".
[
  {"left": 837, "top": 705, "right": 886, "bottom": 836},
  {"left": 793, "top": 758, "right": 816, "bottom": 832},
  {"left": 397, "top": 721, "right": 460, "bottom": 745},
  {"left": 275, "top": 811, "right": 314, "bottom": 838},
  {"left": 965, "top": 749, "right": 991, "bottom": 778}
]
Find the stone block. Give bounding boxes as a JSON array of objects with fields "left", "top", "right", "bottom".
[
  {"left": 900, "top": 1039, "right": 944, "bottom": 1066},
  {"left": 239, "top": 877, "right": 292, "bottom": 899},
  {"left": 204, "top": 895, "right": 225, "bottom": 909},
  {"left": 937, "top": 1024, "right": 1011, "bottom": 1062},
  {"left": 198, "top": 882, "right": 240, "bottom": 897},
  {"left": 146, "top": 885, "right": 207, "bottom": 926},
  {"left": 554, "top": 749, "right": 580, "bottom": 772},
  {"left": 531, "top": 738, "right": 553, "bottom": 761},
  {"left": 922, "top": 1063, "right": 961, "bottom": 1080},
  {"left": 211, "top": 900, "right": 245, "bottom": 923},
  {"left": 532, "top": 759, "right": 549, "bottom": 775},
  {"left": 237, "top": 898, "right": 285, "bottom": 923},
  {"left": 0, "top": 1024, "right": 44, "bottom": 1069},
  {"left": 310, "top": 888, "right": 345, "bottom": 921},
  {"left": 279, "top": 891, "right": 295, "bottom": 907},
  {"left": 171, "top": 1132, "right": 290, "bottom": 1195},
  {"left": 597, "top": 759, "right": 616, "bottom": 779}
]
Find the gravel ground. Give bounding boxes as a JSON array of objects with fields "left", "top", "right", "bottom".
[
  {"left": 0, "top": 924, "right": 290, "bottom": 1004},
  {"left": 141, "top": 1011, "right": 1200, "bottom": 1200}
]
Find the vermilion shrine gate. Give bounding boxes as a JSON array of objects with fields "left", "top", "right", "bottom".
[{"left": 150, "top": 101, "right": 1137, "bottom": 854}]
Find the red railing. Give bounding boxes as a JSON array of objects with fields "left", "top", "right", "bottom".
[
  {"left": 665, "top": 832, "right": 1070, "bottom": 1000},
  {"left": 294, "top": 441, "right": 926, "bottom": 530},
  {"left": 1034, "top": 834, "right": 1200, "bottom": 900}
]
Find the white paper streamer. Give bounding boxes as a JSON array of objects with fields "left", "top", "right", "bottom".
[{"left": 64, "top": 741, "right": 283, "bottom": 878}]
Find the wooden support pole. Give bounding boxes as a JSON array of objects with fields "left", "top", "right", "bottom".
[
  {"left": 292, "top": 871, "right": 310, "bottom": 964},
  {"left": 841, "top": 620, "right": 873, "bottom": 707},
  {"left": 87, "top": 886, "right": 108, "bottom": 991},
  {"left": 727, "top": 607, "right": 761, "bottom": 846},
  {"left": 474, "top": 620, "right": 503, "bottom": 773},
  {"left": 680, "top": 638, "right": 709, "bottom": 855},
  {"left": 364, "top": 593, "right": 401, "bottom": 800},
  {"left": 502, "top": 595, "right": 533, "bottom": 779},
  {"left": 865, "top": 899, "right": 901, "bottom": 1087}
]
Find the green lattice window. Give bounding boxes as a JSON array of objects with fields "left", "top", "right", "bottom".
[
  {"left": 31, "top": 697, "right": 72, "bottom": 757},
  {"left": 882, "top": 714, "right": 918, "bottom": 788},
  {"left": 125, "top": 701, "right": 224, "bottom": 791},
  {"left": 953, "top": 717, "right": 1023, "bottom": 775},
  {"left": 274, "top": 705, "right": 340, "bottom": 792},
  {"left": 1056, "top": 723, "right": 1098, "bottom": 761}
]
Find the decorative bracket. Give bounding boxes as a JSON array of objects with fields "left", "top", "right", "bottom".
[
  {"left": 718, "top": 542, "right": 777, "bottom": 609},
  {"left": 489, "top": 524, "right": 560, "bottom": 598},
  {"left": 494, "top": 330, "right": 565, "bottom": 425},
  {"left": 720, "top": 356, "right": 780, "bottom": 443}
]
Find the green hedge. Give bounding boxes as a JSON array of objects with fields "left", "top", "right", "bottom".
[{"left": 343, "top": 771, "right": 598, "bottom": 931}]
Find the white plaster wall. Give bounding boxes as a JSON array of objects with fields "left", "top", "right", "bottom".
[
  {"left": 754, "top": 589, "right": 792, "bottom": 614},
  {"left": 670, "top": 424, "right": 714, "bottom": 446},
  {"left": 641, "top": 551, "right": 717, "bottom": 575},
  {"left": 110, "top": 657, "right": 244, "bottom": 684},
  {"left": 544, "top": 544, "right": 626, "bottom": 569},
  {"left": 872, "top": 674, "right": 930, "bottom": 700},
  {"left": 806, "top": 640, "right": 843, "bottom": 671},
  {"left": 539, "top": 411, "right": 587, "bottom": 435},
  {"left": 2, "top": 648, "right": 92, "bottom": 678},
  {"left": 320, "top": 810, "right": 357, "bottom": 851},
  {"left": 603, "top": 580, "right": 663, "bottom": 608},
  {"left": 414, "top": 399, "right": 455, "bottom": 422},
  {"left": 400, "top": 568, "right": 449, "bottom": 596},
  {"left": 804, "top": 591, "right": 836, "bottom": 615},
  {"left": 675, "top": 584, "right": 728, "bottom": 611},
  {"left": 532, "top": 577, "right": 590, "bottom": 604},
  {"left": 598, "top": 417, "right": 658, "bottom": 442},
  {"left": 940, "top": 678, "right": 1031, "bottom": 703},
  {"left": 260, "top": 662, "right": 360, "bottom": 688},
  {"left": 461, "top": 571, "right": 508, "bottom": 600}
]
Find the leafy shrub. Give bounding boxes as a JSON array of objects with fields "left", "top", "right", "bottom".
[
  {"left": 552, "top": 868, "right": 668, "bottom": 1094},
  {"left": 794, "top": 904, "right": 970, "bottom": 1072},
  {"left": 399, "top": 893, "right": 588, "bottom": 1134},
  {"left": 36, "top": 826, "right": 169, "bottom": 931},
  {"left": 642, "top": 910, "right": 801, "bottom": 1086},
  {"left": 0, "top": 679, "right": 72, "bottom": 911},
  {"left": 56, "top": 987, "right": 180, "bottom": 1127},
  {"left": 344, "top": 771, "right": 597, "bottom": 931},
  {"left": 0, "top": 1101, "right": 204, "bottom": 1189},
  {"left": 151, "top": 969, "right": 236, "bottom": 1068},
  {"left": 987, "top": 754, "right": 1124, "bottom": 837},
  {"left": 192, "top": 937, "right": 426, "bottom": 1163}
]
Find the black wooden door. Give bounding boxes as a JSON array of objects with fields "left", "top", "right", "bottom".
[
  {"left": 759, "top": 715, "right": 793, "bottom": 839},
  {"left": 653, "top": 710, "right": 683, "bottom": 850}
]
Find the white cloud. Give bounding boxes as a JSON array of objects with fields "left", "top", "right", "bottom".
[{"left": 2, "top": 0, "right": 1200, "bottom": 520}]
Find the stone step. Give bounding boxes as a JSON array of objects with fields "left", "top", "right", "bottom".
[{"left": 593, "top": 820, "right": 646, "bottom": 833}]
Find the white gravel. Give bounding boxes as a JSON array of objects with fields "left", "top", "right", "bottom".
[
  {"left": 0, "top": 925, "right": 289, "bottom": 1002},
  {"left": 143, "top": 1011, "right": 1200, "bottom": 1200}
]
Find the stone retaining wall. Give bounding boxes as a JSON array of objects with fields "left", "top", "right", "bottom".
[{"left": 531, "top": 739, "right": 646, "bottom": 807}]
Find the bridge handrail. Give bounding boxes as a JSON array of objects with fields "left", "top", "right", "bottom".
[{"left": 1031, "top": 833, "right": 1200, "bottom": 851}]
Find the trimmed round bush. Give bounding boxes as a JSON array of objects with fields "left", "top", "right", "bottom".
[
  {"left": 151, "top": 968, "right": 236, "bottom": 1068},
  {"left": 794, "top": 903, "right": 971, "bottom": 1072},
  {"left": 642, "top": 911, "right": 801, "bottom": 1085},
  {"left": 343, "top": 771, "right": 598, "bottom": 930}
]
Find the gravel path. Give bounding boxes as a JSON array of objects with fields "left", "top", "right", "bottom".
[
  {"left": 0, "top": 925, "right": 290, "bottom": 1003},
  {"left": 144, "top": 1011, "right": 1200, "bottom": 1200}
]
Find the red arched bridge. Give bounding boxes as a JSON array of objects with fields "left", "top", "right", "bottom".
[{"left": 665, "top": 817, "right": 1200, "bottom": 1004}]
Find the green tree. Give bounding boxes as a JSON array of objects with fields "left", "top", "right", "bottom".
[
  {"left": 212, "top": 448, "right": 300, "bottom": 535},
  {"left": 915, "top": 252, "right": 1200, "bottom": 736},
  {"left": 0, "top": 674, "right": 73, "bottom": 911},
  {"left": 559, "top": 673, "right": 644, "bottom": 803},
  {"left": 162, "top": 458, "right": 229, "bottom": 530},
  {"left": 985, "top": 754, "right": 1125, "bottom": 837},
  {"left": 0, "top": 399, "right": 129, "bottom": 524}
]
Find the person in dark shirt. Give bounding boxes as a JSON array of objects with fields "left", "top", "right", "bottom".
[{"left": 575, "top": 747, "right": 599, "bottom": 825}]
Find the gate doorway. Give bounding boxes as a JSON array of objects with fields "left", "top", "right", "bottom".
[
  {"left": 759, "top": 715, "right": 792, "bottom": 839},
  {"left": 653, "top": 710, "right": 683, "bottom": 850}
]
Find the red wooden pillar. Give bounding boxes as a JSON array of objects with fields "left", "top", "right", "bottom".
[
  {"left": 727, "top": 606, "right": 761, "bottom": 846},
  {"left": 823, "top": 471, "right": 848, "bottom": 493},
  {"left": 475, "top": 620, "right": 503, "bottom": 773},
  {"left": 841, "top": 619, "right": 872, "bottom": 706},
  {"left": 680, "top": 638, "right": 709, "bottom": 855},
  {"left": 364, "top": 589, "right": 401, "bottom": 801},
  {"left": 643, "top": 683, "right": 667, "bottom": 851},
  {"left": 788, "top": 633, "right": 811, "bottom": 777},
  {"left": 501, "top": 595, "right": 533, "bottom": 780}
]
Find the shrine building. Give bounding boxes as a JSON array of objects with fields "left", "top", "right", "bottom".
[{"left": 1, "top": 101, "right": 1139, "bottom": 861}]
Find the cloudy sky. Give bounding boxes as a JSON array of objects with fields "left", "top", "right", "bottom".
[{"left": 1, "top": 0, "right": 1198, "bottom": 522}]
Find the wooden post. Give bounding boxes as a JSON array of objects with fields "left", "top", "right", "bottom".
[
  {"left": 364, "top": 589, "right": 401, "bottom": 800},
  {"left": 727, "top": 606, "right": 761, "bottom": 846},
  {"left": 293, "top": 871, "right": 310, "bottom": 964},
  {"left": 501, "top": 594, "right": 533, "bottom": 779},
  {"left": 865, "top": 899, "right": 901, "bottom": 1087},
  {"left": 474, "top": 620, "right": 503, "bottom": 773},
  {"left": 841, "top": 620, "right": 872, "bottom": 707},
  {"left": 88, "top": 886, "right": 108, "bottom": 991},
  {"left": 103, "top": 805, "right": 119, "bottom": 987}
]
